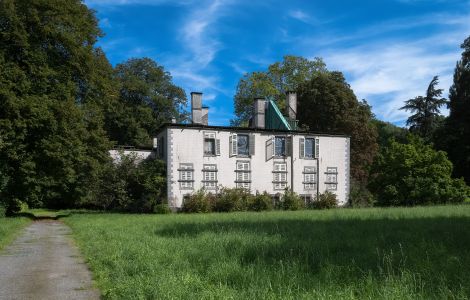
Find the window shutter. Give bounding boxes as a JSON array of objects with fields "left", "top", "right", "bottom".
[
  {"left": 249, "top": 134, "right": 255, "bottom": 156},
  {"left": 266, "top": 137, "right": 274, "bottom": 161},
  {"left": 159, "top": 137, "right": 164, "bottom": 158},
  {"left": 216, "top": 139, "right": 221, "bottom": 155},
  {"left": 299, "top": 138, "right": 305, "bottom": 158},
  {"left": 315, "top": 138, "right": 319, "bottom": 159},
  {"left": 230, "top": 134, "right": 237, "bottom": 157},
  {"left": 286, "top": 136, "right": 292, "bottom": 156},
  {"left": 153, "top": 137, "right": 158, "bottom": 150}
]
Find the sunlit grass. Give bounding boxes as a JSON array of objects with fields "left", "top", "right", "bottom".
[
  {"left": 0, "top": 218, "right": 30, "bottom": 251},
  {"left": 65, "top": 205, "right": 470, "bottom": 299}
]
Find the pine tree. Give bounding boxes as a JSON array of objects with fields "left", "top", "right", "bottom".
[{"left": 400, "top": 76, "right": 447, "bottom": 139}]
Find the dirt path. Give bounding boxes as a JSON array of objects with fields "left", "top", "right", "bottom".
[{"left": 0, "top": 220, "right": 100, "bottom": 300}]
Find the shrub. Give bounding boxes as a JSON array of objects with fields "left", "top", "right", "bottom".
[
  {"left": 154, "top": 204, "right": 172, "bottom": 214},
  {"left": 248, "top": 192, "right": 273, "bottom": 211},
  {"left": 349, "top": 180, "right": 375, "bottom": 207},
  {"left": 182, "top": 189, "right": 214, "bottom": 213},
  {"left": 280, "top": 188, "right": 304, "bottom": 210},
  {"left": 214, "top": 187, "right": 250, "bottom": 212},
  {"left": 312, "top": 191, "right": 337, "bottom": 209},
  {"left": 0, "top": 204, "right": 5, "bottom": 218},
  {"left": 369, "top": 137, "right": 470, "bottom": 206}
]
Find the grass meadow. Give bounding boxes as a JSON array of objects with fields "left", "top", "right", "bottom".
[
  {"left": 0, "top": 218, "right": 30, "bottom": 250},
  {"left": 65, "top": 205, "right": 470, "bottom": 299}
]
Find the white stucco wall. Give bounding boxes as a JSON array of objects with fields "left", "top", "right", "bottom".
[{"left": 159, "top": 126, "right": 350, "bottom": 209}]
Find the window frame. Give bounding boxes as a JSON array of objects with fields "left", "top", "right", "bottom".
[
  {"left": 325, "top": 167, "right": 338, "bottom": 191},
  {"left": 274, "top": 136, "right": 286, "bottom": 157},
  {"left": 235, "top": 160, "right": 251, "bottom": 190},
  {"left": 273, "top": 162, "right": 288, "bottom": 190},
  {"left": 178, "top": 163, "right": 194, "bottom": 190},
  {"left": 202, "top": 164, "right": 218, "bottom": 190},
  {"left": 303, "top": 166, "right": 317, "bottom": 190}
]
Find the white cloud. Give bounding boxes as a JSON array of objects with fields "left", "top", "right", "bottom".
[
  {"left": 288, "top": 9, "right": 310, "bottom": 23},
  {"left": 84, "top": 0, "right": 193, "bottom": 7}
]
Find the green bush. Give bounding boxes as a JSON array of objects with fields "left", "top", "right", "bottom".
[
  {"left": 248, "top": 192, "right": 273, "bottom": 211},
  {"left": 92, "top": 154, "right": 167, "bottom": 213},
  {"left": 0, "top": 204, "right": 5, "bottom": 218},
  {"left": 312, "top": 191, "right": 337, "bottom": 209},
  {"left": 154, "top": 204, "right": 172, "bottom": 214},
  {"left": 280, "top": 188, "right": 304, "bottom": 210},
  {"left": 214, "top": 187, "right": 250, "bottom": 212},
  {"left": 182, "top": 189, "right": 214, "bottom": 213},
  {"left": 369, "top": 137, "right": 470, "bottom": 206},
  {"left": 349, "top": 180, "right": 375, "bottom": 207}
]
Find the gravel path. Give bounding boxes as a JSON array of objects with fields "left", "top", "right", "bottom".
[{"left": 0, "top": 220, "right": 100, "bottom": 300}]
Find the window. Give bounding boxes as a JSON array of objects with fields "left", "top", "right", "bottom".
[
  {"left": 299, "top": 137, "right": 319, "bottom": 159},
  {"left": 237, "top": 134, "right": 249, "bottom": 156},
  {"left": 303, "top": 166, "right": 316, "bottom": 190},
  {"left": 202, "top": 164, "right": 217, "bottom": 189},
  {"left": 204, "top": 132, "right": 220, "bottom": 156},
  {"left": 230, "top": 134, "right": 255, "bottom": 157},
  {"left": 179, "top": 163, "right": 194, "bottom": 190},
  {"left": 235, "top": 161, "right": 250, "bottom": 189},
  {"left": 273, "top": 162, "right": 287, "bottom": 190},
  {"left": 325, "top": 167, "right": 338, "bottom": 191},
  {"left": 275, "top": 137, "right": 286, "bottom": 157}
]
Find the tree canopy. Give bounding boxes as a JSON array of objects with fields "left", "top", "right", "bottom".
[
  {"left": 232, "top": 55, "right": 327, "bottom": 126},
  {"left": 400, "top": 76, "right": 447, "bottom": 140},
  {"left": 297, "top": 72, "right": 378, "bottom": 183},
  {"left": 369, "top": 137, "right": 468, "bottom": 206},
  {"left": 105, "top": 58, "right": 187, "bottom": 147}
]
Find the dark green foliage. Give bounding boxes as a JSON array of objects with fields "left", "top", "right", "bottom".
[
  {"left": 400, "top": 76, "right": 447, "bottom": 140},
  {"left": 349, "top": 180, "right": 375, "bottom": 208},
  {"left": 372, "top": 119, "right": 408, "bottom": 149},
  {"left": 106, "top": 58, "right": 187, "bottom": 147},
  {"left": 297, "top": 72, "right": 378, "bottom": 183},
  {"left": 154, "top": 204, "right": 172, "bottom": 214},
  {"left": 280, "top": 188, "right": 304, "bottom": 210},
  {"left": 181, "top": 189, "right": 214, "bottom": 213},
  {"left": 0, "top": 0, "right": 113, "bottom": 211},
  {"left": 248, "top": 192, "right": 273, "bottom": 211},
  {"left": 437, "top": 36, "right": 470, "bottom": 184},
  {"left": 0, "top": 205, "right": 5, "bottom": 218},
  {"left": 93, "top": 155, "right": 167, "bottom": 213},
  {"left": 214, "top": 187, "right": 251, "bottom": 212},
  {"left": 312, "top": 191, "right": 338, "bottom": 209},
  {"left": 232, "top": 55, "right": 327, "bottom": 126},
  {"left": 369, "top": 137, "right": 469, "bottom": 206}
]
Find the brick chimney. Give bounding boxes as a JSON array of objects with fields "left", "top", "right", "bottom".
[
  {"left": 191, "top": 92, "right": 203, "bottom": 124},
  {"left": 286, "top": 91, "right": 297, "bottom": 120},
  {"left": 253, "top": 97, "right": 266, "bottom": 129}
]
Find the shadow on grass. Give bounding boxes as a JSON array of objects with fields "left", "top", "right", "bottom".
[{"left": 153, "top": 215, "right": 470, "bottom": 296}]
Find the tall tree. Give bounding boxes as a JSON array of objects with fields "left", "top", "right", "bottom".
[
  {"left": 232, "top": 55, "right": 327, "bottom": 126},
  {"left": 400, "top": 76, "right": 447, "bottom": 139},
  {"left": 105, "top": 58, "right": 187, "bottom": 147},
  {"left": 0, "top": 0, "right": 113, "bottom": 212},
  {"left": 438, "top": 36, "right": 470, "bottom": 183},
  {"left": 297, "top": 72, "right": 378, "bottom": 183}
]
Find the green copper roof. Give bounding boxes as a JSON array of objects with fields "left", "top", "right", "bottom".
[{"left": 265, "top": 98, "right": 292, "bottom": 130}]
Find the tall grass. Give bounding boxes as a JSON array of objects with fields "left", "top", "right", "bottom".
[
  {"left": 0, "top": 218, "right": 30, "bottom": 250},
  {"left": 65, "top": 205, "right": 470, "bottom": 299}
]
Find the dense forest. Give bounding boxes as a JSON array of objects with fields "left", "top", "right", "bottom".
[{"left": 0, "top": 0, "right": 469, "bottom": 214}]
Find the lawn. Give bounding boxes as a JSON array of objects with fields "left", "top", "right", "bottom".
[
  {"left": 0, "top": 218, "right": 30, "bottom": 251},
  {"left": 65, "top": 205, "right": 470, "bottom": 299}
]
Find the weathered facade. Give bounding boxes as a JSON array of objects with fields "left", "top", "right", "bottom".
[{"left": 154, "top": 92, "right": 350, "bottom": 209}]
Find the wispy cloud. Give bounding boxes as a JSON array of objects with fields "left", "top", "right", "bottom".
[
  {"left": 288, "top": 9, "right": 310, "bottom": 23},
  {"left": 85, "top": 0, "right": 193, "bottom": 7}
]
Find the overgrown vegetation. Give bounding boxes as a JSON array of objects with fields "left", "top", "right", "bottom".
[
  {"left": 182, "top": 187, "right": 336, "bottom": 213},
  {"left": 0, "top": 217, "right": 30, "bottom": 250},
  {"left": 65, "top": 205, "right": 470, "bottom": 299}
]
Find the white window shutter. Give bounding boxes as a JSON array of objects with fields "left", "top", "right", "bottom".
[
  {"left": 315, "top": 138, "right": 319, "bottom": 159},
  {"left": 266, "top": 137, "right": 274, "bottom": 161},
  {"left": 249, "top": 134, "right": 255, "bottom": 156},
  {"left": 230, "top": 134, "right": 237, "bottom": 157},
  {"left": 229, "top": 135, "right": 233, "bottom": 156},
  {"left": 299, "top": 138, "right": 305, "bottom": 158},
  {"left": 286, "top": 136, "right": 292, "bottom": 156},
  {"left": 153, "top": 137, "right": 158, "bottom": 149},
  {"left": 216, "top": 139, "right": 221, "bottom": 155}
]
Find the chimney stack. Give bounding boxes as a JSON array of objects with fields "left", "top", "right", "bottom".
[
  {"left": 253, "top": 97, "right": 266, "bottom": 129},
  {"left": 201, "top": 106, "right": 209, "bottom": 126},
  {"left": 286, "top": 91, "right": 297, "bottom": 120},
  {"left": 191, "top": 92, "right": 203, "bottom": 124}
]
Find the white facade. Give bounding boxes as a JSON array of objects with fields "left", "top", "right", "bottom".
[{"left": 155, "top": 124, "right": 350, "bottom": 209}]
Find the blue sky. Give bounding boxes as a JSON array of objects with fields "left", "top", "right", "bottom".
[{"left": 85, "top": 0, "right": 470, "bottom": 126}]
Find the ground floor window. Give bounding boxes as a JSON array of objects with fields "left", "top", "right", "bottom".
[
  {"left": 325, "top": 167, "right": 338, "bottom": 191},
  {"left": 303, "top": 166, "right": 316, "bottom": 190},
  {"left": 300, "top": 194, "right": 313, "bottom": 206},
  {"left": 179, "top": 163, "right": 194, "bottom": 190},
  {"left": 235, "top": 161, "right": 251, "bottom": 190},
  {"left": 202, "top": 164, "right": 217, "bottom": 189},
  {"left": 273, "top": 162, "right": 287, "bottom": 190}
]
